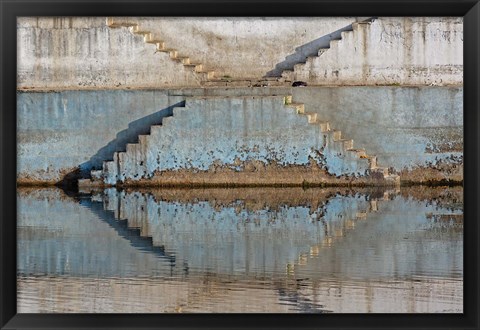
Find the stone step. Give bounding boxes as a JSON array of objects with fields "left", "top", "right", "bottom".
[
  {"left": 367, "top": 155, "right": 377, "bottom": 168},
  {"left": 150, "top": 125, "right": 162, "bottom": 136},
  {"left": 318, "top": 48, "right": 329, "bottom": 56},
  {"left": 157, "top": 47, "right": 175, "bottom": 55},
  {"left": 302, "top": 111, "right": 317, "bottom": 123},
  {"left": 91, "top": 170, "right": 103, "bottom": 180},
  {"left": 172, "top": 56, "right": 190, "bottom": 64},
  {"left": 284, "top": 95, "right": 293, "bottom": 104},
  {"left": 371, "top": 167, "right": 389, "bottom": 176},
  {"left": 168, "top": 50, "right": 179, "bottom": 58},
  {"left": 332, "top": 130, "right": 342, "bottom": 140},
  {"left": 196, "top": 71, "right": 216, "bottom": 80},
  {"left": 384, "top": 174, "right": 401, "bottom": 185},
  {"left": 172, "top": 107, "right": 186, "bottom": 117},
  {"left": 285, "top": 103, "right": 305, "bottom": 114},
  {"left": 184, "top": 63, "right": 203, "bottom": 71},
  {"left": 340, "top": 31, "right": 350, "bottom": 39},
  {"left": 351, "top": 21, "right": 373, "bottom": 31},
  {"left": 318, "top": 121, "right": 330, "bottom": 132},
  {"left": 138, "top": 135, "right": 148, "bottom": 145},
  {"left": 335, "top": 139, "right": 354, "bottom": 150},
  {"left": 162, "top": 117, "right": 174, "bottom": 126},
  {"left": 133, "top": 31, "right": 152, "bottom": 40},
  {"left": 348, "top": 148, "right": 367, "bottom": 158},
  {"left": 330, "top": 39, "right": 341, "bottom": 48},
  {"left": 146, "top": 40, "right": 165, "bottom": 49},
  {"left": 280, "top": 70, "right": 295, "bottom": 82},
  {"left": 108, "top": 21, "right": 138, "bottom": 29},
  {"left": 126, "top": 143, "right": 138, "bottom": 154}
]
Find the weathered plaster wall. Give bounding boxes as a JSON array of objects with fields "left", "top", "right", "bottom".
[
  {"left": 17, "top": 87, "right": 462, "bottom": 184},
  {"left": 17, "top": 17, "right": 203, "bottom": 89},
  {"left": 18, "top": 17, "right": 462, "bottom": 87},
  {"left": 292, "top": 86, "right": 463, "bottom": 183},
  {"left": 109, "top": 17, "right": 358, "bottom": 80},
  {"left": 17, "top": 90, "right": 185, "bottom": 183},
  {"left": 99, "top": 95, "right": 381, "bottom": 186},
  {"left": 285, "top": 17, "right": 463, "bottom": 86}
]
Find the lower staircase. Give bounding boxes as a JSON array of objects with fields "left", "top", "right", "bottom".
[{"left": 80, "top": 95, "right": 399, "bottom": 187}]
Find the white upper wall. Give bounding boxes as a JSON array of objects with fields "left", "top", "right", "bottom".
[
  {"left": 17, "top": 17, "right": 462, "bottom": 88},
  {"left": 285, "top": 17, "right": 463, "bottom": 85}
]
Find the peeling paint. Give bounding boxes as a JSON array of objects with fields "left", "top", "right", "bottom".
[{"left": 93, "top": 96, "right": 393, "bottom": 187}]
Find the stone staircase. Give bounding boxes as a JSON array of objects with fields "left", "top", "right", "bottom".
[
  {"left": 79, "top": 95, "right": 399, "bottom": 187},
  {"left": 283, "top": 95, "right": 398, "bottom": 183},
  {"left": 106, "top": 18, "right": 216, "bottom": 82},
  {"left": 280, "top": 17, "right": 377, "bottom": 83}
]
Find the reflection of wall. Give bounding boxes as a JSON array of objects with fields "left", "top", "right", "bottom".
[
  {"left": 292, "top": 195, "right": 463, "bottom": 280},
  {"left": 17, "top": 188, "right": 176, "bottom": 277},
  {"left": 103, "top": 188, "right": 374, "bottom": 275},
  {"left": 17, "top": 187, "right": 463, "bottom": 312},
  {"left": 19, "top": 187, "right": 462, "bottom": 279}
]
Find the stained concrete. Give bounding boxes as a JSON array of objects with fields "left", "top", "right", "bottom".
[
  {"left": 18, "top": 17, "right": 462, "bottom": 87},
  {"left": 284, "top": 17, "right": 463, "bottom": 86},
  {"left": 17, "top": 17, "right": 203, "bottom": 89},
  {"left": 97, "top": 95, "right": 387, "bottom": 186},
  {"left": 17, "top": 87, "right": 462, "bottom": 185}
]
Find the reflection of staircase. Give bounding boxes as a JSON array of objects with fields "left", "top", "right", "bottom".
[
  {"left": 292, "top": 189, "right": 396, "bottom": 269},
  {"left": 281, "top": 17, "right": 376, "bottom": 82},
  {"left": 80, "top": 95, "right": 399, "bottom": 187},
  {"left": 106, "top": 18, "right": 216, "bottom": 82},
  {"left": 94, "top": 189, "right": 397, "bottom": 275},
  {"left": 78, "top": 195, "right": 176, "bottom": 262}
]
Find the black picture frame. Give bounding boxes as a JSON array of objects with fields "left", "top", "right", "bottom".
[{"left": 1, "top": 0, "right": 478, "bottom": 329}]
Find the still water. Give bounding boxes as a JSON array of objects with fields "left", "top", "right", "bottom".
[{"left": 17, "top": 186, "right": 463, "bottom": 313}]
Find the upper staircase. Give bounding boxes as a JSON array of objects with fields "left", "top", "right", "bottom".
[
  {"left": 280, "top": 18, "right": 377, "bottom": 83},
  {"left": 106, "top": 18, "right": 216, "bottom": 83}
]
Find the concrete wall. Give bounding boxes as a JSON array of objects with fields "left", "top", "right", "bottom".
[
  {"left": 17, "top": 90, "right": 185, "bottom": 183},
  {"left": 286, "top": 17, "right": 463, "bottom": 85},
  {"left": 17, "top": 17, "right": 203, "bottom": 89},
  {"left": 18, "top": 17, "right": 462, "bottom": 87},
  {"left": 17, "top": 87, "right": 462, "bottom": 184},
  {"left": 292, "top": 86, "right": 463, "bottom": 182},
  {"left": 100, "top": 95, "right": 376, "bottom": 186},
  {"left": 109, "top": 16, "right": 358, "bottom": 80}
]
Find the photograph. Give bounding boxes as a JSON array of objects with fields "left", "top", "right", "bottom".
[{"left": 15, "top": 15, "right": 464, "bottom": 314}]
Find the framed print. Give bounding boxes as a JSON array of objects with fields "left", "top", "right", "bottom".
[{"left": 1, "top": 0, "right": 479, "bottom": 329}]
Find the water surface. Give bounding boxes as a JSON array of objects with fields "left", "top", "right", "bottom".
[{"left": 17, "top": 186, "right": 463, "bottom": 313}]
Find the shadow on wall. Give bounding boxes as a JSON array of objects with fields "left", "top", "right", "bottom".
[
  {"left": 56, "top": 101, "right": 185, "bottom": 187},
  {"left": 264, "top": 23, "right": 354, "bottom": 78}
]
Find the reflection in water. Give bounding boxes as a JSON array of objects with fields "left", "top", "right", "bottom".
[{"left": 17, "top": 187, "right": 463, "bottom": 313}]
